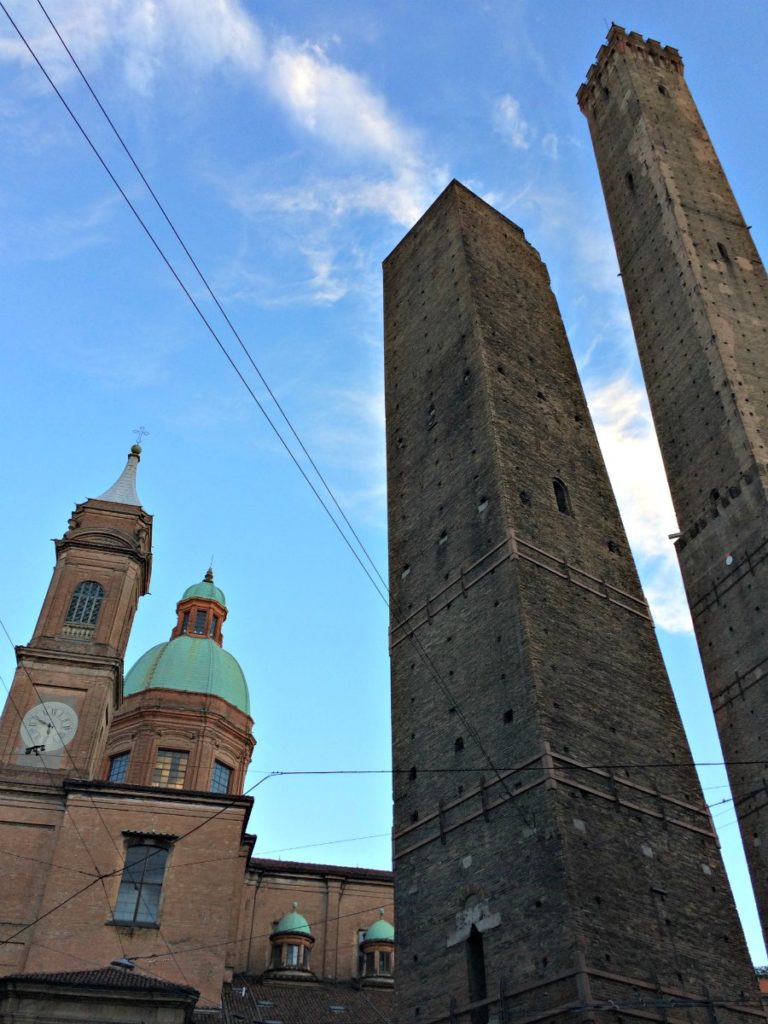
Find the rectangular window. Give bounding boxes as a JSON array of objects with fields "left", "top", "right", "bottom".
[
  {"left": 357, "top": 930, "right": 367, "bottom": 976},
  {"left": 113, "top": 840, "right": 169, "bottom": 925},
  {"left": 108, "top": 751, "right": 130, "bottom": 783},
  {"left": 193, "top": 610, "right": 207, "bottom": 634},
  {"left": 365, "top": 951, "right": 376, "bottom": 975},
  {"left": 286, "top": 944, "right": 300, "bottom": 967},
  {"left": 181, "top": 611, "right": 190, "bottom": 633},
  {"left": 210, "top": 760, "right": 232, "bottom": 794},
  {"left": 209, "top": 615, "right": 219, "bottom": 637},
  {"left": 152, "top": 750, "right": 188, "bottom": 789},
  {"left": 379, "top": 951, "right": 392, "bottom": 975}
]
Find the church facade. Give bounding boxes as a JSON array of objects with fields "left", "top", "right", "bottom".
[{"left": 0, "top": 448, "right": 394, "bottom": 1016}]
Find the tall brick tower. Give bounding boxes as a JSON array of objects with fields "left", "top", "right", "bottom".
[
  {"left": 384, "top": 181, "right": 764, "bottom": 1023},
  {"left": 0, "top": 446, "right": 152, "bottom": 778},
  {"left": 577, "top": 26, "right": 768, "bottom": 947}
]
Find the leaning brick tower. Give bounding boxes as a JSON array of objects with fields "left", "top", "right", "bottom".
[
  {"left": 578, "top": 26, "right": 768, "bottom": 948},
  {"left": 384, "top": 180, "right": 763, "bottom": 1024}
]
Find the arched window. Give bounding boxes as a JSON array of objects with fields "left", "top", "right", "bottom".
[
  {"left": 65, "top": 581, "right": 104, "bottom": 626},
  {"left": 553, "top": 479, "right": 573, "bottom": 516}
]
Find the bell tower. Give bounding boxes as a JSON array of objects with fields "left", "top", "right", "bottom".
[{"left": 0, "top": 446, "right": 152, "bottom": 778}]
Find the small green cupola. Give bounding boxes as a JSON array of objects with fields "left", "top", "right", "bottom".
[
  {"left": 360, "top": 909, "right": 394, "bottom": 987},
  {"left": 267, "top": 902, "right": 316, "bottom": 981}
]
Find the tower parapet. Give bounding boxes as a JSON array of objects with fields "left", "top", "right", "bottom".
[{"left": 577, "top": 24, "right": 683, "bottom": 111}]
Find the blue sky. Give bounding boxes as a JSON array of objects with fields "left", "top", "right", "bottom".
[{"left": 0, "top": 0, "right": 766, "bottom": 962}]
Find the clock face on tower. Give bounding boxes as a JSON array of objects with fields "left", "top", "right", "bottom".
[{"left": 20, "top": 701, "right": 79, "bottom": 753}]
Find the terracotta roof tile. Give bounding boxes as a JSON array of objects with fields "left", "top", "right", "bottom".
[
  {"left": 224, "top": 978, "right": 393, "bottom": 1024},
  {"left": 0, "top": 966, "right": 198, "bottom": 996}
]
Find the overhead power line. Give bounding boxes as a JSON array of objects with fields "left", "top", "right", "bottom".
[{"left": 0, "top": 0, "right": 389, "bottom": 609}]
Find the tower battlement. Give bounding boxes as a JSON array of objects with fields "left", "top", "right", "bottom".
[{"left": 577, "top": 24, "right": 683, "bottom": 110}]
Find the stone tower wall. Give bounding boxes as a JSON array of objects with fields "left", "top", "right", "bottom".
[
  {"left": 384, "top": 181, "right": 763, "bottom": 1024},
  {"left": 578, "top": 26, "right": 768, "bottom": 947}
]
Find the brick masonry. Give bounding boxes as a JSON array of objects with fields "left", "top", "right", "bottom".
[
  {"left": 384, "top": 180, "right": 764, "bottom": 1023},
  {"left": 578, "top": 25, "right": 768, "bottom": 950}
]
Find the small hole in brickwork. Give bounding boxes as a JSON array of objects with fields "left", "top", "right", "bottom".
[
  {"left": 626, "top": 172, "right": 635, "bottom": 192},
  {"left": 520, "top": 491, "right": 531, "bottom": 506},
  {"left": 438, "top": 530, "right": 448, "bottom": 545},
  {"left": 658, "top": 83, "right": 669, "bottom": 96},
  {"left": 607, "top": 540, "right": 619, "bottom": 553},
  {"left": 409, "top": 766, "right": 417, "bottom": 780},
  {"left": 497, "top": 364, "right": 505, "bottom": 374},
  {"left": 401, "top": 564, "right": 411, "bottom": 579},
  {"left": 411, "top": 810, "right": 419, "bottom": 823},
  {"left": 503, "top": 709, "right": 514, "bottom": 724},
  {"left": 454, "top": 737, "right": 465, "bottom": 753}
]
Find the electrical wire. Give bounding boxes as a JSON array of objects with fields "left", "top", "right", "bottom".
[
  {"left": 34, "top": 0, "right": 389, "bottom": 601},
  {"left": 0, "top": 0, "right": 389, "bottom": 610}
]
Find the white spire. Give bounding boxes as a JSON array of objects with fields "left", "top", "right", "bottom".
[{"left": 97, "top": 446, "right": 142, "bottom": 506}]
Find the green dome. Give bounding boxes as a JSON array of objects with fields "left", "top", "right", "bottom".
[
  {"left": 274, "top": 903, "right": 312, "bottom": 936},
  {"left": 181, "top": 579, "right": 227, "bottom": 607},
  {"left": 365, "top": 911, "right": 394, "bottom": 942},
  {"left": 124, "top": 635, "right": 249, "bottom": 714}
]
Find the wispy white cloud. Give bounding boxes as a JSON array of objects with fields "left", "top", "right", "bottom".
[
  {"left": 493, "top": 94, "right": 530, "bottom": 150},
  {"left": 586, "top": 375, "right": 691, "bottom": 633},
  {"left": 541, "top": 132, "right": 559, "bottom": 160},
  {"left": 0, "top": 0, "right": 264, "bottom": 93},
  {"left": 0, "top": 193, "right": 118, "bottom": 263},
  {"left": 1, "top": 1, "right": 443, "bottom": 298},
  {"left": 309, "top": 381, "right": 386, "bottom": 523},
  {"left": 268, "top": 39, "right": 412, "bottom": 167}
]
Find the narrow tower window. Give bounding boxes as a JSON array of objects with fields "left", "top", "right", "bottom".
[
  {"left": 65, "top": 580, "right": 104, "bottom": 626},
  {"left": 466, "top": 925, "right": 488, "bottom": 1024},
  {"left": 181, "top": 611, "right": 190, "bottom": 633},
  {"left": 625, "top": 172, "right": 635, "bottom": 192},
  {"left": 553, "top": 479, "right": 573, "bottom": 516},
  {"left": 193, "top": 610, "right": 207, "bottom": 634}
]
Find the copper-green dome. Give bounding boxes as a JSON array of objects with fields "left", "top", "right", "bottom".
[
  {"left": 364, "top": 910, "right": 394, "bottom": 942},
  {"left": 273, "top": 903, "right": 312, "bottom": 936},
  {"left": 181, "top": 579, "right": 226, "bottom": 608},
  {"left": 124, "top": 635, "right": 249, "bottom": 714}
]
